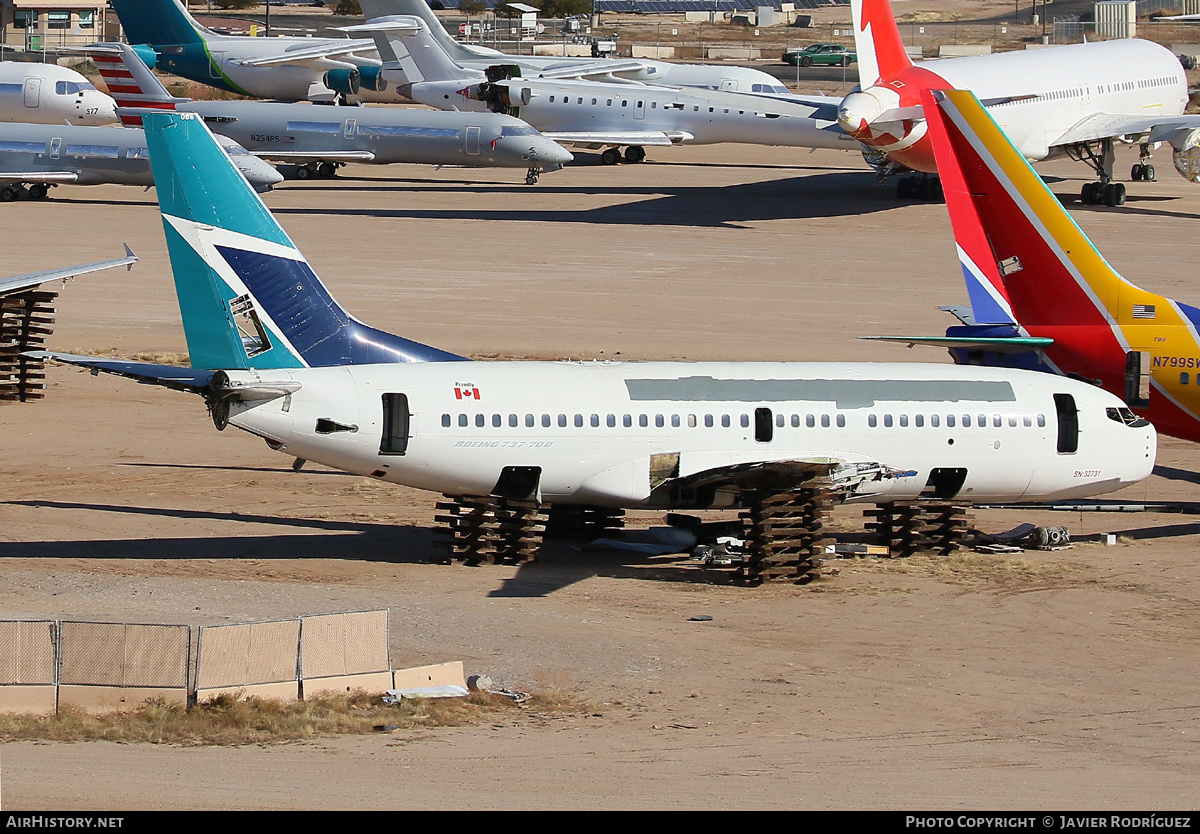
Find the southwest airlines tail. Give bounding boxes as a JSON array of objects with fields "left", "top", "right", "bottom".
[
  {"left": 916, "top": 88, "right": 1200, "bottom": 441},
  {"left": 850, "top": 0, "right": 913, "bottom": 87},
  {"left": 110, "top": 0, "right": 208, "bottom": 47},
  {"left": 143, "top": 111, "right": 463, "bottom": 370}
]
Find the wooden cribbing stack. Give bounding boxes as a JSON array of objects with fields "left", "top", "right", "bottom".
[
  {"left": 0, "top": 290, "right": 56, "bottom": 403},
  {"left": 863, "top": 500, "right": 973, "bottom": 558},
  {"left": 737, "top": 479, "right": 834, "bottom": 585},
  {"left": 544, "top": 505, "right": 626, "bottom": 539},
  {"left": 433, "top": 494, "right": 546, "bottom": 565}
]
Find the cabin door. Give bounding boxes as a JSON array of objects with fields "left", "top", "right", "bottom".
[
  {"left": 23, "top": 78, "right": 39, "bottom": 108},
  {"left": 465, "top": 126, "right": 481, "bottom": 156},
  {"left": 379, "top": 393, "right": 411, "bottom": 455}
]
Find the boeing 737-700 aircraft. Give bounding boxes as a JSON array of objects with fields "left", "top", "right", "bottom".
[
  {"left": 875, "top": 88, "right": 1200, "bottom": 445},
  {"left": 34, "top": 111, "right": 1155, "bottom": 579},
  {"left": 0, "top": 61, "right": 117, "bottom": 126},
  {"left": 345, "top": 16, "right": 850, "bottom": 164},
  {"left": 90, "top": 42, "right": 571, "bottom": 184},
  {"left": 838, "top": 0, "right": 1200, "bottom": 205}
]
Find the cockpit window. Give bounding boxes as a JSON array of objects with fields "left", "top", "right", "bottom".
[
  {"left": 55, "top": 80, "right": 97, "bottom": 95},
  {"left": 499, "top": 125, "right": 539, "bottom": 137},
  {"left": 1106, "top": 406, "right": 1150, "bottom": 427}
]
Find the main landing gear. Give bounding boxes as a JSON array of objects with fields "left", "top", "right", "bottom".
[
  {"left": 600, "top": 145, "right": 647, "bottom": 165},
  {"left": 292, "top": 161, "right": 339, "bottom": 180},
  {"left": 1067, "top": 137, "right": 1151, "bottom": 207},
  {"left": 0, "top": 183, "right": 51, "bottom": 202}
]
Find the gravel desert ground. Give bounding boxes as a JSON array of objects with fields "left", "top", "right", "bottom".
[{"left": 1, "top": 141, "right": 1198, "bottom": 810}]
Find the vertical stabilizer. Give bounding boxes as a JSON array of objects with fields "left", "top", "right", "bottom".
[
  {"left": 922, "top": 89, "right": 1149, "bottom": 334},
  {"left": 110, "top": 0, "right": 209, "bottom": 46},
  {"left": 142, "top": 112, "right": 463, "bottom": 370},
  {"left": 361, "top": 0, "right": 494, "bottom": 64},
  {"left": 343, "top": 16, "right": 473, "bottom": 85},
  {"left": 89, "top": 42, "right": 183, "bottom": 124},
  {"left": 850, "top": 0, "right": 914, "bottom": 87}
]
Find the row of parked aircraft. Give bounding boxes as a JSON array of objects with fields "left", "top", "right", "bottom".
[
  {"left": 2, "top": 0, "right": 1198, "bottom": 568},
  {"left": 4, "top": 0, "right": 1200, "bottom": 203},
  {"left": 95, "top": 0, "right": 1200, "bottom": 206}
]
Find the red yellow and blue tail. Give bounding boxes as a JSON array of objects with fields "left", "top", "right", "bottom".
[{"left": 922, "top": 88, "right": 1200, "bottom": 442}]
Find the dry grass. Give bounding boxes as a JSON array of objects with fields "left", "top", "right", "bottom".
[{"left": 0, "top": 690, "right": 579, "bottom": 746}]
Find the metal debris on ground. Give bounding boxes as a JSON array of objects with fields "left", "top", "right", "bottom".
[{"left": 382, "top": 684, "right": 470, "bottom": 702}]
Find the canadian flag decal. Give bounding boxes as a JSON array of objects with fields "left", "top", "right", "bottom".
[{"left": 454, "top": 385, "right": 480, "bottom": 400}]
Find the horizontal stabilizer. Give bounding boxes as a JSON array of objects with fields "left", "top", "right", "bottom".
[
  {"left": 863, "top": 335, "right": 1054, "bottom": 353},
  {"left": 239, "top": 38, "right": 380, "bottom": 68},
  {"left": 29, "top": 351, "right": 213, "bottom": 394},
  {"left": 0, "top": 246, "right": 137, "bottom": 296}
]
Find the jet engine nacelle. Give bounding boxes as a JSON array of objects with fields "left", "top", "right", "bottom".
[
  {"left": 464, "top": 82, "right": 531, "bottom": 114},
  {"left": 323, "top": 68, "right": 360, "bottom": 97},
  {"left": 131, "top": 43, "right": 158, "bottom": 71},
  {"left": 1170, "top": 128, "right": 1200, "bottom": 183},
  {"left": 357, "top": 65, "right": 387, "bottom": 93}
]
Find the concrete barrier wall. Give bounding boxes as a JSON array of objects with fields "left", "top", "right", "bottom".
[
  {"left": 0, "top": 621, "right": 57, "bottom": 715},
  {"left": 301, "top": 610, "right": 392, "bottom": 698},
  {"left": 631, "top": 45, "right": 676, "bottom": 59},
  {"left": 58, "top": 621, "right": 190, "bottom": 713},
  {"left": 195, "top": 619, "right": 301, "bottom": 703}
]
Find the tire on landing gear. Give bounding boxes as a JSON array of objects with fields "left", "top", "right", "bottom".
[
  {"left": 1081, "top": 182, "right": 1099, "bottom": 204},
  {"left": 316, "top": 161, "right": 337, "bottom": 178},
  {"left": 1131, "top": 163, "right": 1157, "bottom": 182},
  {"left": 27, "top": 183, "right": 48, "bottom": 200},
  {"left": 600, "top": 147, "right": 621, "bottom": 165},
  {"left": 295, "top": 164, "right": 312, "bottom": 180},
  {"left": 623, "top": 145, "right": 645, "bottom": 163},
  {"left": 0, "top": 186, "right": 18, "bottom": 202},
  {"left": 1103, "top": 182, "right": 1126, "bottom": 207}
]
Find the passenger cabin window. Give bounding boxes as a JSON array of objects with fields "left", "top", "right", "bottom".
[{"left": 380, "top": 394, "right": 410, "bottom": 455}]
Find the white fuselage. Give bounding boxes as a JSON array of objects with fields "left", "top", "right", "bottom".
[
  {"left": 412, "top": 77, "right": 852, "bottom": 151},
  {"left": 841, "top": 39, "right": 1188, "bottom": 170},
  {"left": 0, "top": 62, "right": 118, "bottom": 126},
  {"left": 221, "top": 360, "right": 1155, "bottom": 508}
]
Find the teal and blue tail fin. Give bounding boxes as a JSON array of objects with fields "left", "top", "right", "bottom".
[
  {"left": 110, "top": 0, "right": 208, "bottom": 47},
  {"left": 142, "top": 111, "right": 464, "bottom": 371}
]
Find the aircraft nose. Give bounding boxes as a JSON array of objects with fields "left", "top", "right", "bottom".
[
  {"left": 85, "top": 93, "right": 119, "bottom": 126},
  {"left": 241, "top": 159, "right": 285, "bottom": 191},
  {"left": 838, "top": 90, "right": 884, "bottom": 137},
  {"left": 537, "top": 138, "right": 574, "bottom": 165}
]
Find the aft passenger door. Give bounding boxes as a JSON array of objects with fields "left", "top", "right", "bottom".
[{"left": 380, "top": 393, "right": 411, "bottom": 455}]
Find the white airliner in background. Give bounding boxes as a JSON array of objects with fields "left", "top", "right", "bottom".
[
  {"left": 356, "top": 0, "right": 793, "bottom": 95},
  {"left": 344, "top": 16, "right": 851, "bottom": 164},
  {"left": 0, "top": 62, "right": 117, "bottom": 126},
  {"left": 36, "top": 111, "right": 1156, "bottom": 574},
  {"left": 838, "top": 0, "right": 1199, "bottom": 205}
]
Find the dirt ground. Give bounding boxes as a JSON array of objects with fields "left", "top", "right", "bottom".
[{"left": 1, "top": 142, "right": 1199, "bottom": 810}]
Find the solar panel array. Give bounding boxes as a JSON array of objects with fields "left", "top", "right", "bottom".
[{"left": 432, "top": 0, "right": 848, "bottom": 10}]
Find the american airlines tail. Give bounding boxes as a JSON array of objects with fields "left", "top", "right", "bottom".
[
  {"left": 142, "top": 111, "right": 464, "bottom": 370},
  {"left": 110, "top": 0, "right": 209, "bottom": 46},
  {"left": 850, "top": 0, "right": 913, "bottom": 87},
  {"left": 89, "top": 43, "right": 182, "bottom": 125}
]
